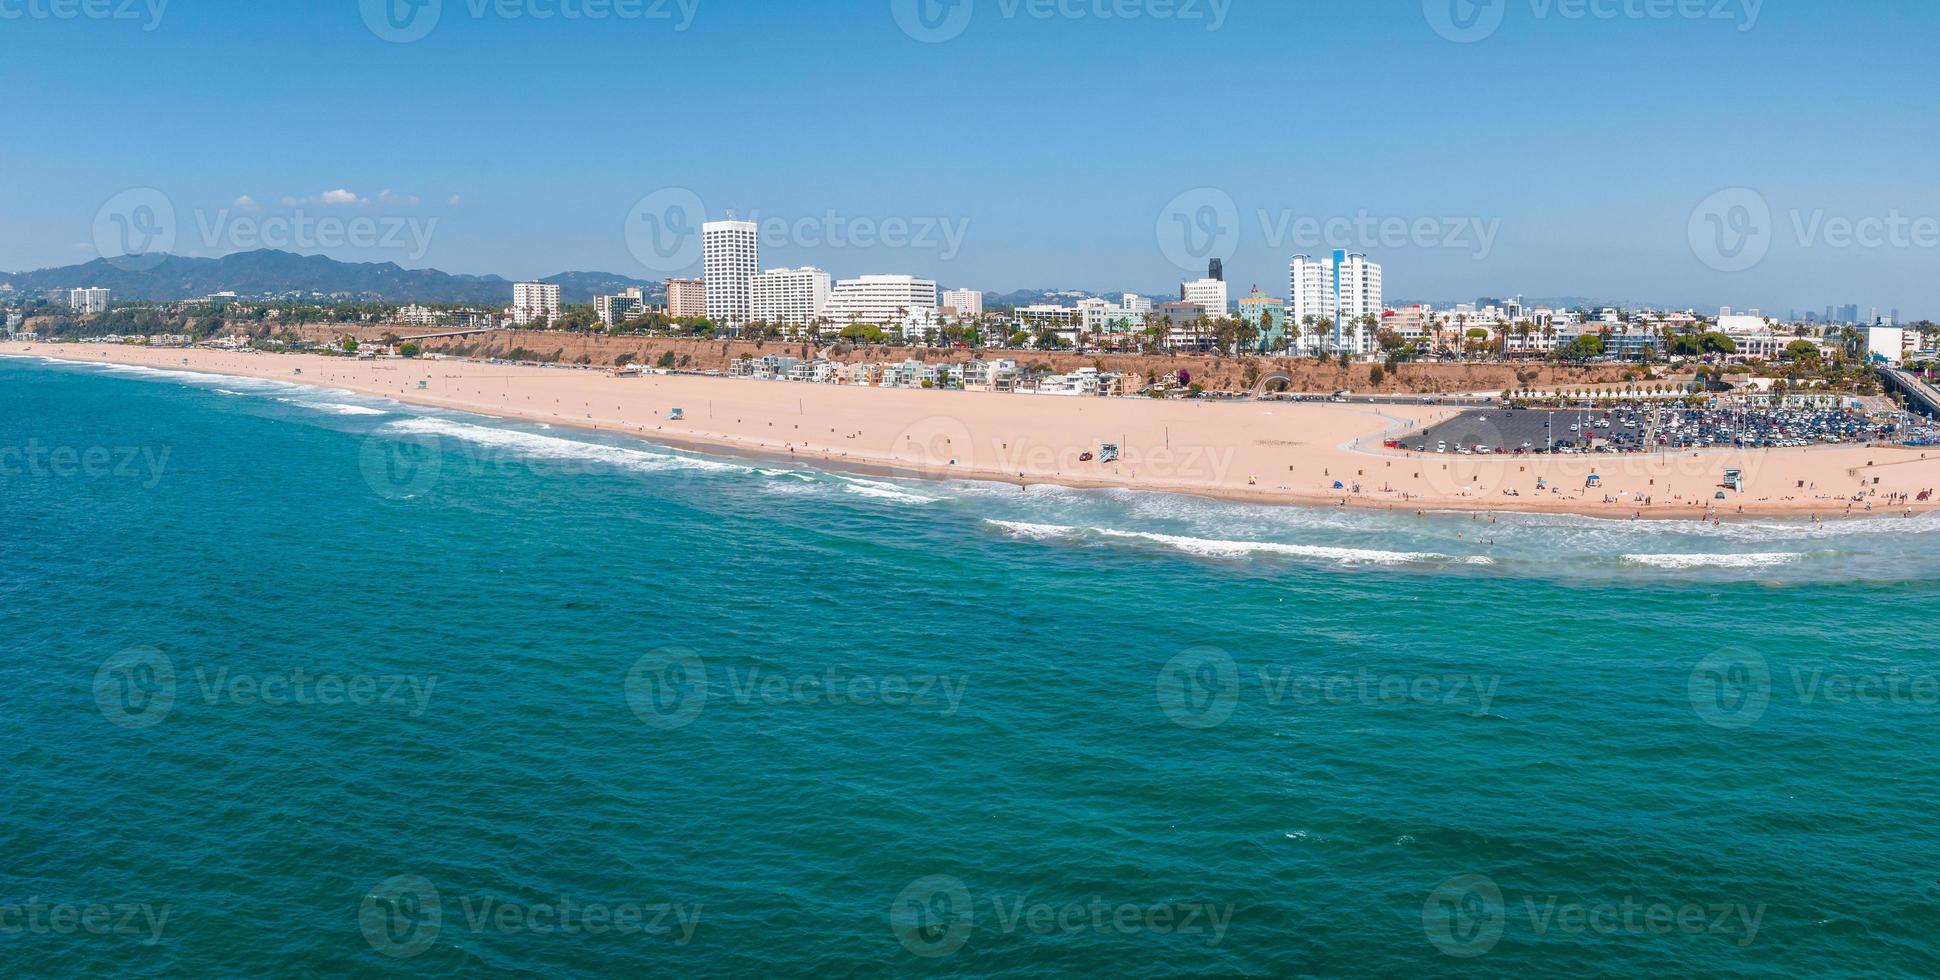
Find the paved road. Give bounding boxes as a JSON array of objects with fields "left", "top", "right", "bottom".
[{"left": 1405, "top": 408, "right": 1646, "bottom": 453}]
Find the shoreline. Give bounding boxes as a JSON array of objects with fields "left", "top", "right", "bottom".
[{"left": 8, "top": 342, "right": 1938, "bottom": 522}]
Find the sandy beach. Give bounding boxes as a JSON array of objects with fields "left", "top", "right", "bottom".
[{"left": 10, "top": 342, "right": 1939, "bottom": 520}]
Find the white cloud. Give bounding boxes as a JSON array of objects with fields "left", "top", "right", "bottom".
[
  {"left": 447, "top": 194, "right": 462, "bottom": 206},
  {"left": 235, "top": 195, "right": 263, "bottom": 213},
  {"left": 280, "top": 188, "right": 368, "bottom": 208},
  {"left": 377, "top": 189, "right": 421, "bottom": 207}
]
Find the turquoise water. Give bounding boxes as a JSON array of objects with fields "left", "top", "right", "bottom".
[{"left": 3, "top": 354, "right": 1938, "bottom": 976}]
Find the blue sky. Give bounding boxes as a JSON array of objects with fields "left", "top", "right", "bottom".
[{"left": 4, "top": 0, "right": 1937, "bottom": 316}]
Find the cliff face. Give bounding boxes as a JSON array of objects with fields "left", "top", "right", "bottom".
[{"left": 289, "top": 324, "right": 1637, "bottom": 394}]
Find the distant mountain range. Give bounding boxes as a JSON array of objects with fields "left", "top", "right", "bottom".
[
  {"left": 983, "top": 288, "right": 1169, "bottom": 309},
  {"left": 0, "top": 250, "right": 663, "bottom": 306}
]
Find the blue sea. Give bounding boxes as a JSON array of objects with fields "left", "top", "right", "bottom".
[{"left": 3, "top": 354, "right": 1938, "bottom": 976}]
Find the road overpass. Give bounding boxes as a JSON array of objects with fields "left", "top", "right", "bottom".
[{"left": 1882, "top": 367, "right": 1940, "bottom": 418}]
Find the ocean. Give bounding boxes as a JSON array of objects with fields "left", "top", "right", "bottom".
[{"left": 3, "top": 354, "right": 1937, "bottom": 976}]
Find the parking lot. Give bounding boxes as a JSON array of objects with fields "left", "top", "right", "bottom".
[{"left": 1399, "top": 405, "right": 1923, "bottom": 455}]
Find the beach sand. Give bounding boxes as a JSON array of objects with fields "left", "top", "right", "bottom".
[{"left": 11, "top": 342, "right": 1939, "bottom": 520}]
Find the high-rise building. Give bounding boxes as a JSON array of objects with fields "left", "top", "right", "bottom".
[
  {"left": 666, "top": 278, "right": 706, "bottom": 319},
  {"left": 822, "top": 275, "right": 938, "bottom": 328},
  {"left": 510, "top": 281, "right": 560, "bottom": 326},
  {"left": 1236, "top": 289, "right": 1287, "bottom": 350},
  {"left": 69, "top": 287, "right": 109, "bottom": 314},
  {"left": 1289, "top": 251, "right": 1383, "bottom": 353},
  {"left": 941, "top": 288, "right": 983, "bottom": 318},
  {"left": 1208, "top": 259, "right": 1224, "bottom": 283},
  {"left": 703, "top": 220, "right": 759, "bottom": 328},
  {"left": 751, "top": 267, "right": 832, "bottom": 327},
  {"left": 1121, "top": 294, "right": 1153, "bottom": 316},
  {"left": 595, "top": 288, "right": 645, "bottom": 327},
  {"left": 1180, "top": 278, "right": 1229, "bottom": 320}
]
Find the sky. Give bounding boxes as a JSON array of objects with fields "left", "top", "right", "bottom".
[{"left": 4, "top": 0, "right": 1938, "bottom": 317}]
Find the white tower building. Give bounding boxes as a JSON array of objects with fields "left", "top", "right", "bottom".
[
  {"left": 703, "top": 220, "right": 759, "bottom": 328},
  {"left": 751, "top": 267, "right": 832, "bottom": 328}
]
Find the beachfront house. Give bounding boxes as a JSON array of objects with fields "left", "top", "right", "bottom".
[{"left": 962, "top": 358, "right": 1020, "bottom": 392}]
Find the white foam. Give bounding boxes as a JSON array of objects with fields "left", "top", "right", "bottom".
[
  {"left": 984, "top": 520, "right": 1480, "bottom": 567},
  {"left": 305, "top": 402, "right": 387, "bottom": 416},
  {"left": 1620, "top": 552, "right": 1805, "bottom": 569},
  {"left": 1097, "top": 528, "right": 1453, "bottom": 565},
  {"left": 381, "top": 417, "right": 750, "bottom": 475},
  {"left": 840, "top": 478, "right": 939, "bottom": 505},
  {"left": 986, "top": 519, "right": 1077, "bottom": 541}
]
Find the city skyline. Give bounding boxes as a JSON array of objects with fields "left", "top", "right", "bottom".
[{"left": 6, "top": 1, "right": 1938, "bottom": 317}]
